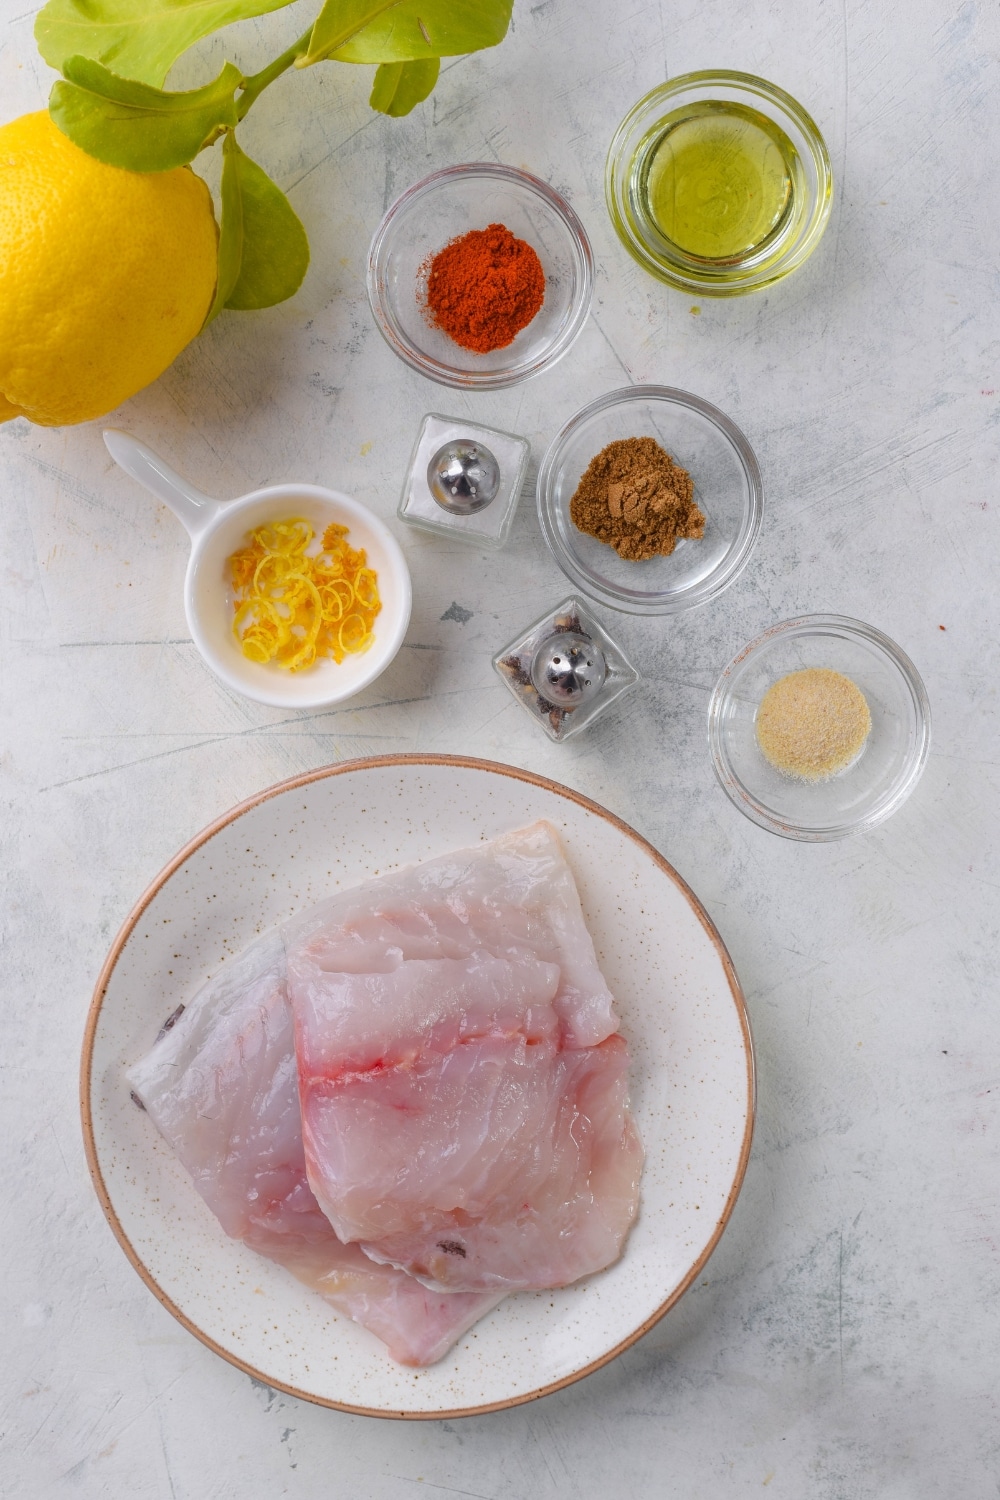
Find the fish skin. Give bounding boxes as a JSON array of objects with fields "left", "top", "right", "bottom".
[
  {"left": 285, "top": 822, "right": 644, "bottom": 1294},
  {"left": 127, "top": 931, "right": 504, "bottom": 1367}
]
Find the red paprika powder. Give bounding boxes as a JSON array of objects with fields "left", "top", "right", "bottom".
[{"left": 425, "top": 223, "right": 545, "bottom": 353}]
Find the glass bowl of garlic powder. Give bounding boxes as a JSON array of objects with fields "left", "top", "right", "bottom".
[{"left": 708, "top": 614, "right": 931, "bottom": 840}]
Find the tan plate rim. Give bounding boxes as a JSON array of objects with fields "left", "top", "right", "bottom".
[{"left": 80, "top": 753, "right": 756, "bottom": 1421}]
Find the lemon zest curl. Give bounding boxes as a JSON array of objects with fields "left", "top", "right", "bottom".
[{"left": 228, "top": 517, "right": 381, "bottom": 671}]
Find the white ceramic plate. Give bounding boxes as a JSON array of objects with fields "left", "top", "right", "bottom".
[{"left": 83, "top": 756, "right": 754, "bottom": 1418}]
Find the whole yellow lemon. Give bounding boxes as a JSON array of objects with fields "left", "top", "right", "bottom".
[{"left": 0, "top": 111, "right": 218, "bottom": 426}]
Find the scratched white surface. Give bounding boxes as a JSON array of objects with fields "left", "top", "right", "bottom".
[{"left": 1, "top": 0, "right": 998, "bottom": 1495}]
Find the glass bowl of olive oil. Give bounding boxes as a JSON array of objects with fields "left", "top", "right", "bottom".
[{"left": 606, "top": 71, "right": 833, "bottom": 295}]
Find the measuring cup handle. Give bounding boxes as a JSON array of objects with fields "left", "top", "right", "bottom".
[{"left": 103, "top": 429, "right": 220, "bottom": 538}]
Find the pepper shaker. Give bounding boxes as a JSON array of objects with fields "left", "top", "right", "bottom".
[{"left": 493, "top": 597, "right": 639, "bottom": 741}]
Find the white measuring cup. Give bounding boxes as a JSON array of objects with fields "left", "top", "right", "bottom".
[{"left": 104, "top": 430, "right": 412, "bottom": 709}]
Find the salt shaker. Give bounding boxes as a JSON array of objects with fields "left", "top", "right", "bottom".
[{"left": 398, "top": 413, "right": 530, "bottom": 549}]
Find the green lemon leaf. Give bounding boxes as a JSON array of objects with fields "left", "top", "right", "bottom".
[
  {"left": 369, "top": 56, "right": 439, "bottom": 115},
  {"left": 212, "top": 133, "right": 309, "bottom": 311},
  {"left": 301, "top": 0, "right": 512, "bottom": 68},
  {"left": 35, "top": 0, "right": 294, "bottom": 89},
  {"left": 50, "top": 57, "right": 242, "bottom": 170},
  {"left": 204, "top": 131, "right": 244, "bottom": 324}
]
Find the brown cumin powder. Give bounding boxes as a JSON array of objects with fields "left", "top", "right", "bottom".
[
  {"left": 756, "top": 668, "right": 872, "bottom": 781},
  {"left": 568, "top": 436, "right": 705, "bottom": 562}
]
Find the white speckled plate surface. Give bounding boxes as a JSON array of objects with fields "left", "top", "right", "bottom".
[{"left": 83, "top": 756, "right": 754, "bottom": 1418}]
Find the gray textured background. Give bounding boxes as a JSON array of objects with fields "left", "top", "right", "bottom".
[{"left": 2, "top": 0, "right": 999, "bottom": 1494}]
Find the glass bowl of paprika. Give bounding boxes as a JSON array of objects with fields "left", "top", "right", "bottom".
[{"left": 367, "top": 163, "right": 594, "bottom": 390}]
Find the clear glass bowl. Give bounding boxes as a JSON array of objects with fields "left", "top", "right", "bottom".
[
  {"left": 367, "top": 163, "right": 594, "bottom": 389},
  {"left": 606, "top": 71, "right": 833, "bottom": 295},
  {"left": 536, "top": 385, "right": 762, "bottom": 615},
  {"left": 708, "top": 615, "right": 931, "bottom": 841}
]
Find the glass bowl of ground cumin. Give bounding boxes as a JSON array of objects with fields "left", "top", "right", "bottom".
[
  {"left": 367, "top": 163, "right": 594, "bottom": 389},
  {"left": 537, "top": 386, "right": 763, "bottom": 614},
  {"left": 708, "top": 614, "right": 931, "bottom": 840}
]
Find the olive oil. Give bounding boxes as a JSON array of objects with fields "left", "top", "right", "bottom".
[{"left": 639, "top": 102, "right": 798, "bottom": 262}]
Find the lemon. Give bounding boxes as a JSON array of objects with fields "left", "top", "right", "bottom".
[{"left": 0, "top": 111, "right": 218, "bottom": 426}]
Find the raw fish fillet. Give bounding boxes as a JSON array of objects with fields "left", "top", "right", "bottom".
[
  {"left": 127, "top": 932, "right": 503, "bottom": 1366},
  {"left": 284, "top": 822, "right": 643, "bottom": 1293}
]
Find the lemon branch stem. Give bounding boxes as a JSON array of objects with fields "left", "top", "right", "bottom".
[{"left": 237, "top": 26, "right": 313, "bottom": 119}]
